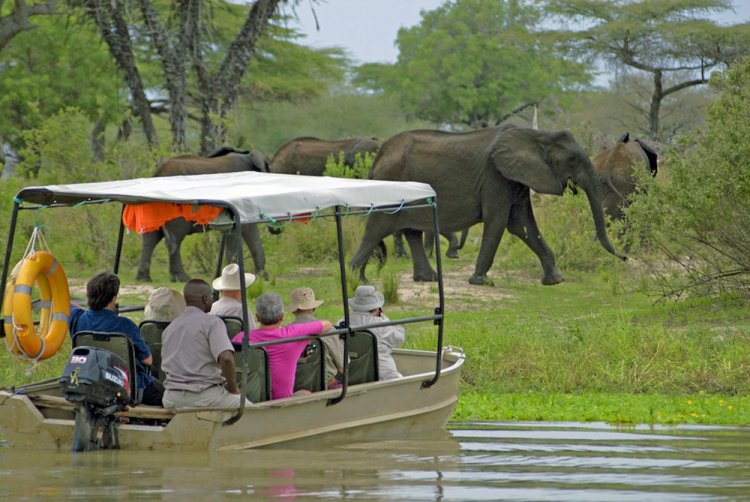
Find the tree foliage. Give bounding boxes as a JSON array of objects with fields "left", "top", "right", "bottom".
[
  {"left": 627, "top": 56, "right": 750, "bottom": 297},
  {"left": 354, "top": 0, "right": 589, "bottom": 129},
  {"left": 545, "top": 0, "right": 750, "bottom": 140},
  {"left": 0, "top": 14, "right": 122, "bottom": 150},
  {"left": 0, "top": 0, "right": 57, "bottom": 50}
]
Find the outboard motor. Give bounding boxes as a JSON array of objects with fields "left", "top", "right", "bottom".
[{"left": 59, "top": 346, "right": 131, "bottom": 452}]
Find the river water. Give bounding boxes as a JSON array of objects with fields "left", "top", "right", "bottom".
[{"left": 1, "top": 421, "right": 748, "bottom": 500}]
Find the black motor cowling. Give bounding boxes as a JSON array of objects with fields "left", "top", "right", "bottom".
[{"left": 59, "top": 346, "right": 131, "bottom": 451}]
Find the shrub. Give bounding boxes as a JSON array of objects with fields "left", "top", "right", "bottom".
[
  {"left": 323, "top": 151, "right": 374, "bottom": 179},
  {"left": 627, "top": 56, "right": 750, "bottom": 298}
]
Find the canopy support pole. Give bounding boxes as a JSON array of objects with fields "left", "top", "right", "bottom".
[
  {"left": 0, "top": 200, "right": 20, "bottom": 338},
  {"left": 224, "top": 205, "right": 248, "bottom": 426},
  {"left": 422, "top": 202, "right": 444, "bottom": 389},
  {"left": 328, "top": 206, "right": 350, "bottom": 406}
]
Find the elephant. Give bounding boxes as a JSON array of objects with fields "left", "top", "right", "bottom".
[
  {"left": 592, "top": 132, "right": 658, "bottom": 220},
  {"left": 135, "top": 146, "right": 270, "bottom": 282},
  {"left": 350, "top": 125, "right": 625, "bottom": 286},
  {"left": 270, "top": 136, "right": 381, "bottom": 176}
]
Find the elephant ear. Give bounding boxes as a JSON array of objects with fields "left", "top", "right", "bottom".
[
  {"left": 490, "top": 128, "right": 565, "bottom": 195},
  {"left": 634, "top": 138, "right": 658, "bottom": 176}
]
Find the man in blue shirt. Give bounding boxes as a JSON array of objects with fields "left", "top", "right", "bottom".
[{"left": 69, "top": 271, "right": 164, "bottom": 406}]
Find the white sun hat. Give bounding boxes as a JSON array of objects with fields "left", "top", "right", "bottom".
[
  {"left": 349, "top": 285, "right": 384, "bottom": 312},
  {"left": 212, "top": 263, "right": 256, "bottom": 291}
]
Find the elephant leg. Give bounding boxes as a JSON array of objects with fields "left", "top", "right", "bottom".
[
  {"left": 470, "top": 219, "right": 508, "bottom": 286},
  {"left": 424, "top": 231, "right": 459, "bottom": 258},
  {"left": 239, "top": 224, "right": 269, "bottom": 280},
  {"left": 507, "top": 198, "right": 563, "bottom": 285},
  {"left": 405, "top": 229, "right": 438, "bottom": 282},
  {"left": 423, "top": 230, "right": 435, "bottom": 257},
  {"left": 392, "top": 230, "right": 409, "bottom": 258},
  {"left": 351, "top": 214, "right": 398, "bottom": 283},
  {"left": 443, "top": 232, "right": 460, "bottom": 259},
  {"left": 136, "top": 230, "right": 164, "bottom": 282},
  {"left": 163, "top": 219, "right": 193, "bottom": 283}
]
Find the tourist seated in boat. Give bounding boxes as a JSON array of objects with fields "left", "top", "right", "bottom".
[
  {"left": 161, "top": 279, "right": 244, "bottom": 409},
  {"left": 144, "top": 287, "right": 185, "bottom": 322},
  {"left": 288, "top": 287, "right": 345, "bottom": 389},
  {"left": 68, "top": 271, "right": 165, "bottom": 406},
  {"left": 209, "top": 263, "right": 257, "bottom": 329},
  {"left": 235, "top": 292, "right": 333, "bottom": 400},
  {"left": 339, "top": 285, "right": 405, "bottom": 380}
]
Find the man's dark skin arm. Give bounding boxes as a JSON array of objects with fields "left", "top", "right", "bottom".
[{"left": 218, "top": 350, "right": 240, "bottom": 394}]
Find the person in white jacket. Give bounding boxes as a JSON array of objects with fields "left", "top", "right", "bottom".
[{"left": 343, "top": 285, "right": 405, "bottom": 380}]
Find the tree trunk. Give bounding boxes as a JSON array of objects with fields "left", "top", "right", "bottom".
[
  {"left": 648, "top": 69, "right": 663, "bottom": 141},
  {"left": 193, "top": 0, "right": 283, "bottom": 153},
  {"left": 138, "top": 0, "right": 190, "bottom": 152},
  {"left": 83, "top": 0, "right": 158, "bottom": 150}
]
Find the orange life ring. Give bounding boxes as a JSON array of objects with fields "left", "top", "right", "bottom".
[{"left": 2, "top": 251, "right": 70, "bottom": 360}]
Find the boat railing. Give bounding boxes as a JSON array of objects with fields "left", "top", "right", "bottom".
[{"left": 233, "top": 310, "right": 445, "bottom": 406}]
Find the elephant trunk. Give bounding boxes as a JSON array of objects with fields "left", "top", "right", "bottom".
[{"left": 583, "top": 181, "right": 627, "bottom": 261}]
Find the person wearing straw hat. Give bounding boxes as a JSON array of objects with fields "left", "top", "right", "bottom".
[
  {"left": 210, "top": 263, "right": 257, "bottom": 329},
  {"left": 144, "top": 287, "right": 186, "bottom": 322},
  {"left": 340, "top": 285, "right": 405, "bottom": 380},
  {"left": 288, "top": 287, "right": 345, "bottom": 389}
]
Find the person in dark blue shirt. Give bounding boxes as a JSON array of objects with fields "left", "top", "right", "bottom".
[{"left": 69, "top": 271, "right": 164, "bottom": 406}]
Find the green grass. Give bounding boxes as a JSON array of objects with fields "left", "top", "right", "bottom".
[{"left": 2, "top": 211, "right": 749, "bottom": 426}]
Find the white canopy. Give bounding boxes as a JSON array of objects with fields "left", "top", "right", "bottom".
[{"left": 16, "top": 171, "right": 437, "bottom": 224}]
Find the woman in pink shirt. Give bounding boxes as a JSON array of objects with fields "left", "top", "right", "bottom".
[{"left": 233, "top": 292, "right": 333, "bottom": 400}]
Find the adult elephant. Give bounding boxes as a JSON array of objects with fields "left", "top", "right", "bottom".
[
  {"left": 593, "top": 132, "right": 658, "bottom": 220},
  {"left": 270, "top": 136, "right": 381, "bottom": 176},
  {"left": 135, "top": 147, "right": 270, "bottom": 282},
  {"left": 350, "top": 126, "right": 625, "bottom": 286}
]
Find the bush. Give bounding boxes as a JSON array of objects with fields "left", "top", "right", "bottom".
[
  {"left": 627, "top": 57, "right": 750, "bottom": 298},
  {"left": 323, "top": 151, "right": 374, "bottom": 179}
]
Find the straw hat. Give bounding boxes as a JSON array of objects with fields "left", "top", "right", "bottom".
[
  {"left": 144, "top": 287, "right": 186, "bottom": 322},
  {"left": 212, "top": 263, "right": 256, "bottom": 291},
  {"left": 349, "top": 285, "right": 384, "bottom": 312},
  {"left": 288, "top": 287, "right": 324, "bottom": 312}
]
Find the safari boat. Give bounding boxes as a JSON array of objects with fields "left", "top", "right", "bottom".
[{"left": 0, "top": 172, "right": 464, "bottom": 451}]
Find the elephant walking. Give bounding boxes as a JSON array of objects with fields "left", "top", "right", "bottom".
[
  {"left": 350, "top": 126, "right": 624, "bottom": 286},
  {"left": 135, "top": 147, "right": 270, "bottom": 282},
  {"left": 593, "top": 132, "right": 658, "bottom": 220},
  {"left": 270, "top": 136, "right": 380, "bottom": 176}
]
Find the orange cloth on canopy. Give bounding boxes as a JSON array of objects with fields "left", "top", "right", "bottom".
[{"left": 123, "top": 203, "right": 223, "bottom": 234}]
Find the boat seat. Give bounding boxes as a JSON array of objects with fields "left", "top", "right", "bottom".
[
  {"left": 232, "top": 343, "right": 271, "bottom": 403},
  {"left": 72, "top": 331, "right": 139, "bottom": 405},
  {"left": 294, "top": 338, "right": 326, "bottom": 393},
  {"left": 138, "top": 320, "right": 170, "bottom": 383},
  {"left": 221, "top": 316, "right": 244, "bottom": 340},
  {"left": 347, "top": 330, "right": 379, "bottom": 385}
]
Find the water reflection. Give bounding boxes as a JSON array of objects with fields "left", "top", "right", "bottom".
[{"left": 1, "top": 421, "right": 748, "bottom": 500}]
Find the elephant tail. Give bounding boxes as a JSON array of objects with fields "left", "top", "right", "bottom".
[
  {"left": 457, "top": 228, "right": 469, "bottom": 250},
  {"left": 372, "top": 240, "right": 388, "bottom": 268}
]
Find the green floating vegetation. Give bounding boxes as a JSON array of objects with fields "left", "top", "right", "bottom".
[{"left": 453, "top": 391, "right": 750, "bottom": 426}]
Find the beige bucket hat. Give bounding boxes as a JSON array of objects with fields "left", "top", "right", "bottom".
[
  {"left": 212, "top": 263, "right": 256, "bottom": 291},
  {"left": 288, "top": 287, "right": 324, "bottom": 312},
  {"left": 144, "top": 287, "right": 186, "bottom": 322},
  {"left": 349, "top": 285, "right": 384, "bottom": 312}
]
